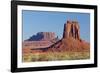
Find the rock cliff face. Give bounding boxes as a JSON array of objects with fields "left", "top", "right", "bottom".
[
  {"left": 23, "top": 32, "right": 59, "bottom": 54},
  {"left": 47, "top": 20, "right": 89, "bottom": 52},
  {"left": 23, "top": 20, "right": 90, "bottom": 54},
  {"left": 63, "top": 20, "right": 80, "bottom": 40},
  {"left": 27, "top": 32, "right": 56, "bottom": 41}
]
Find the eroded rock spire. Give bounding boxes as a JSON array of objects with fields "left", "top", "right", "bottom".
[{"left": 63, "top": 20, "right": 80, "bottom": 40}]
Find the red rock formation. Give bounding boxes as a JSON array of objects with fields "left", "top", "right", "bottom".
[
  {"left": 23, "top": 20, "right": 90, "bottom": 54},
  {"left": 40, "top": 32, "right": 56, "bottom": 40},
  {"left": 27, "top": 32, "right": 56, "bottom": 41},
  {"left": 63, "top": 20, "right": 80, "bottom": 40},
  {"left": 63, "top": 20, "right": 72, "bottom": 38},
  {"left": 47, "top": 20, "right": 90, "bottom": 52},
  {"left": 72, "top": 21, "right": 80, "bottom": 40},
  {"left": 47, "top": 38, "right": 90, "bottom": 52}
]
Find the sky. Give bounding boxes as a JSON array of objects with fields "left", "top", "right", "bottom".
[{"left": 22, "top": 10, "right": 90, "bottom": 42}]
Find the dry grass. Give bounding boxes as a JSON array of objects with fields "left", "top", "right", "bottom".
[{"left": 22, "top": 51, "right": 90, "bottom": 62}]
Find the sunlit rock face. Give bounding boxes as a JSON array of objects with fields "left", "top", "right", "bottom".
[
  {"left": 63, "top": 20, "right": 80, "bottom": 40},
  {"left": 27, "top": 32, "right": 56, "bottom": 41},
  {"left": 23, "top": 32, "right": 59, "bottom": 54},
  {"left": 47, "top": 20, "right": 90, "bottom": 52},
  {"left": 23, "top": 20, "right": 90, "bottom": 54}
]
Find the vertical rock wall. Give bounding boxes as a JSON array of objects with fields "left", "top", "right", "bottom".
[{"left": 63, "top": 20, "right": 80, "bottom": 40}]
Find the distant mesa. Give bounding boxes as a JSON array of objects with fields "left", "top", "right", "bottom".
[
  {"left": 26, "top": 32, "right": 56, "bottom": 41},
  {"left": 23, "top": 20, "right": 90, "bottom": 54},
  {"left": 23, "top": 32, "right": 59, "bottom": 50}
]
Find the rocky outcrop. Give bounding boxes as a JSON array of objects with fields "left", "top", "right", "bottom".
[
  {"left": 23, "top": 32, "right": 59, "bottom": 54},
  {"left": 47, "top": 38, "right": 90, "bottom": 52},
  {"left": 47, "top": 20, "right": 89, "bottom": 52},
  {"left": 23, "top": 20, "right": 90, "bottom": 54},
  {"left": 27, "top": 32, "right": 56, "bottom": 41},
  {"left": 63, "top": 20, "right": 80, "bottom": 40}
]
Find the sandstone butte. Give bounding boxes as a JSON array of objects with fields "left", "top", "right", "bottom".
[{"left": 23, "top": 20, "right": 90, "bottom": 54}]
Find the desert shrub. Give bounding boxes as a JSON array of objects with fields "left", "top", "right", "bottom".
[{"left": 23, "top": 51, "right": 90, "bottom": 62}]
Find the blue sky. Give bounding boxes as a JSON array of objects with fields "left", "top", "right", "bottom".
[{"left": 22, "top": 10, "right": 90, "bottom": 42}]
